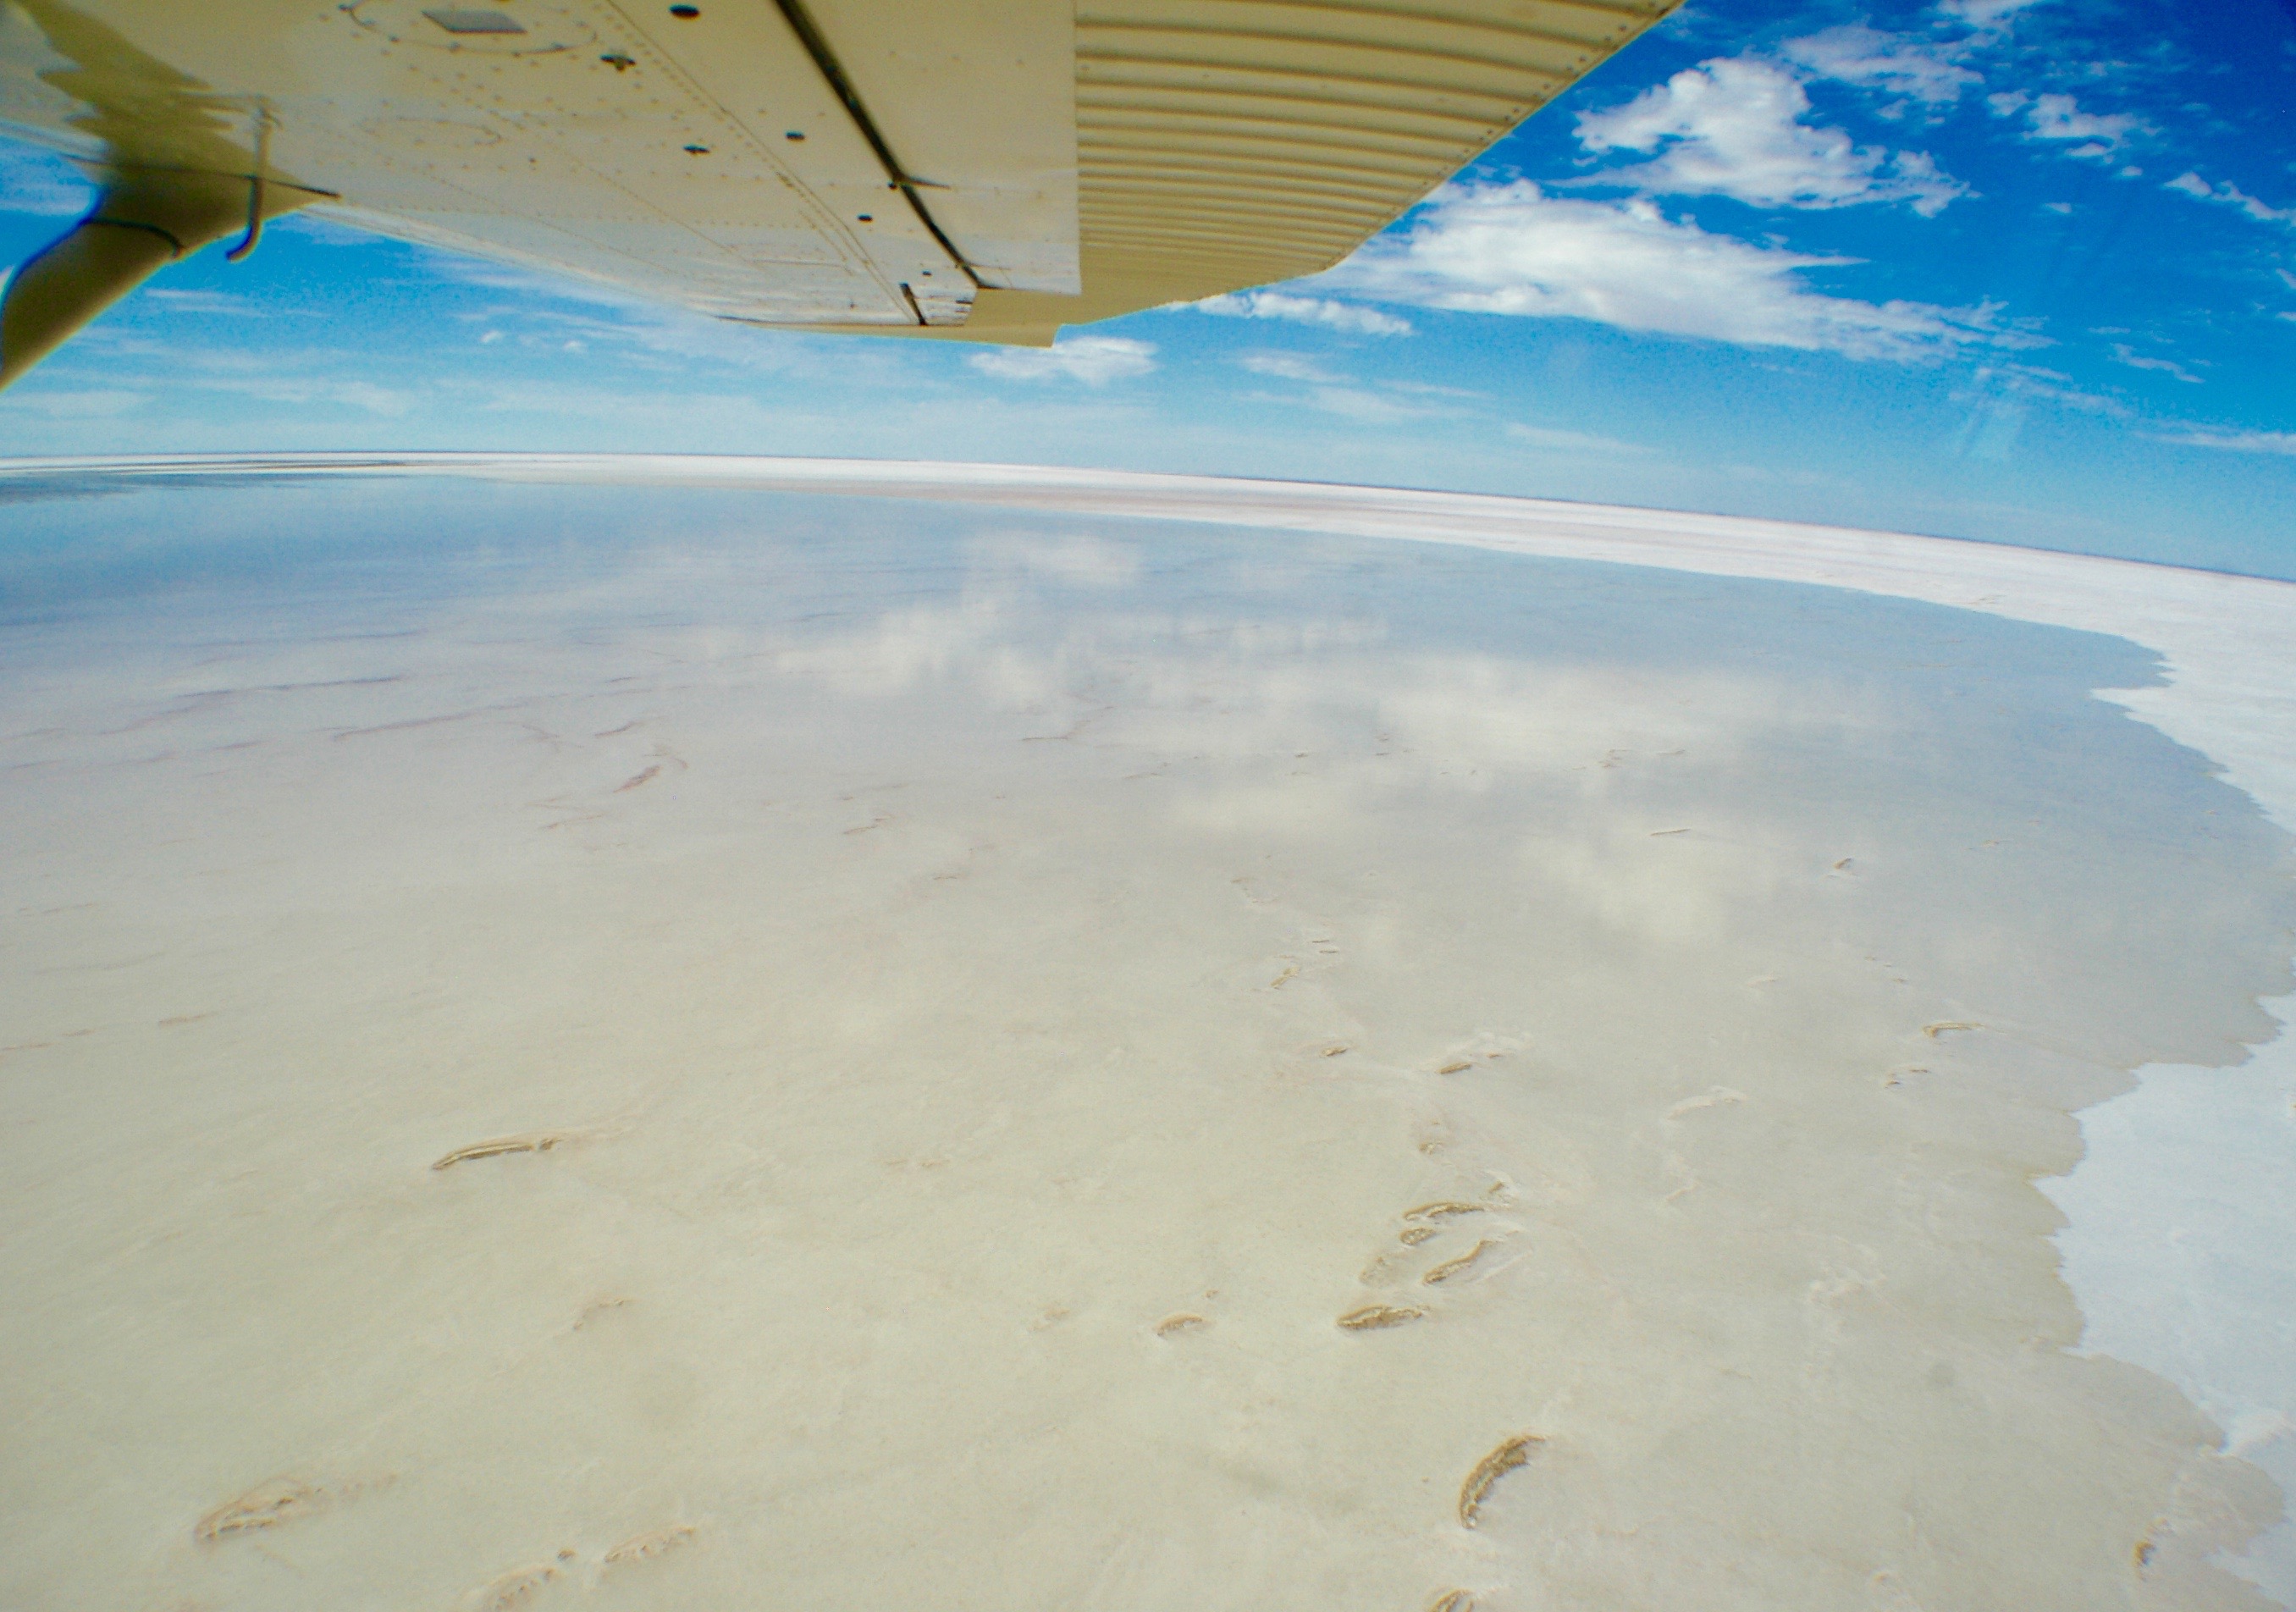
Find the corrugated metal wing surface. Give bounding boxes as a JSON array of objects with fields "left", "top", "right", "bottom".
[{"left": 956, "top": 0, "right": 1677, "bottom": 340}]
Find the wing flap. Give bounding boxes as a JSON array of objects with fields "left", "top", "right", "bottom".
[{"left": 833, "top": 0, "right": 1679, "bottom": 343}]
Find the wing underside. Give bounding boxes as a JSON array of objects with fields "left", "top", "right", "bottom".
[{"left": 0, "top": 0, "right": 1675, "bottom": 377}]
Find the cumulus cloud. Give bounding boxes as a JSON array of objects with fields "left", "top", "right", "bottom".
[
  {"left": 1192, "top": 290, "right": 1412, "bottom": 335},
  {"left": 1324, "top": 182, "right": 2021, "bottom": 362},
  {"left": 1987, "top": 91, "right": 2150, "bottom": 159},
  {"left": 968, "top": 335, "right": 1156, "bottom": 384},
  {"left": 1574, "top": 57, "right": 1968, "bottom": 215},
  {"left": 1780, "top": 26, "right": 1978, "bottom": 107},
  {"left": 2163, "top": 171, "right": 2296, "bottom": 229}
]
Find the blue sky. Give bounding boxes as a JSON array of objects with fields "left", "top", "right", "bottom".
[{"left": 2, "top": 0, "right": 2293, "bottom": 575}]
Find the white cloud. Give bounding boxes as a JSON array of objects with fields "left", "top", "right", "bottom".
[
  {"left": 967, "top": 533, "right": 1140, "bottom": 588},
  {"left": 2163, "top": 171, "right": 2296, "bottom": 229},
  {"left": 333, "top": 381, "right": 416, "bottom": 416},
  {"left": 3, "top": 387, "right": 148, "bottom": 418},
  {"left": 1228, "top": 351, "right": 1460, "bottom": 422},
  {"left": 1236, "top": 351, "right": 1339, "bottom": 383},
  {"left": 1941, "top": 0, "right": 2051, "bottom": 24},
  {"left": 1324, "top": 182, "right": 2023, "bottom": 362},
  {"left": 0, "top": 141, "right": 95, "bottom": 218},
  {"left": 179, "top": 369, "right": 419, "bottom": 417},
  {"left": 1574, "top": 57, "right": 1968, "bottom": 216},
  {"left": 1291, "top": 385, "right": 1438, "bottom": 423},
  {"left": 141, "top": 288, "right": 265, "bottom": 316},
  {"left": 1987, "top": 91, "right": 2149, "bottom": 158},
  {"left": 1506, "top": 422, "right": 1652, "bottom": 455},
  {"left": 1946, "top": 367, "right": 2086, "bottom": 448},
  {"left": 2152, "top": 428, "right": 2296, "bottom": 456},
  {"left": 1780, "top": 26, "right": 1978, "bottom": 107},
  {"left": 1191, "top": 290, "right": 1412, "bottom": 336},
  {"left": 1973, "top": 363, "right": 2128, "bottom": 418},
  {"left": 968, "top": 335, "right": 1156, "bottom": 384},
  {"left": 2108, "top": 343, "right": 2200, "bottom": 384}
]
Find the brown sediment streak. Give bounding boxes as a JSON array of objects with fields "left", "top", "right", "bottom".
[
  {"left": 432, "top": 1132, "right": 571, "bottom": 1170},
  {"left": 1338, "top": 1304, "right": 1425, "bottom": 1332},
  {"left": 1402, "top": 1201, "right": 1485, "bottom": 1223},
  {"left": 329, "top": 703, "right": 520, "bottom": 739},
  {"left": 573, "top": 1296, "right": 632, "bottom": 1329},
  {"left": 1422, "top": 1239, "right": 1498, "bottom": 1285},
  {"left": 1665, "top": 1086, "right": 1747, "bottom": 1119},
  {"left": 1458, "top": 1435, "right": 1540, "bottom": 1526},
  {"left": 604, "top": 1523, "right": 696, "bottom": 1568},
  {"left": 1154, "top": 1312, "right": 1207, "bottom": 1336},
  {"left": 196, "top": 1474, "right": 388, "bottom": 1543},
  {"left": 196, "top": 1480, "right": 328, "bottom": 1543},
  {"left": 473, "top": 1560, "right": 567, "bottom": 1610}
]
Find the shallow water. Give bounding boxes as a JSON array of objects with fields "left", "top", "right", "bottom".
[
  {"left": 3, "top": 479, "right": 2291, "bottom": 1610},
  {"left": 2050, "top": 996, "right": 2296, "bottom": 1604}
]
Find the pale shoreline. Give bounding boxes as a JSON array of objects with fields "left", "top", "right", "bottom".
[{"left": 5, "top": 454, "right": 2293, "bottom": 1602}]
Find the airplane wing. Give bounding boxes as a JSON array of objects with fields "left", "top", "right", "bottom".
[{"left": 0, "top": 0, "right": 1677, "bottom": 386}]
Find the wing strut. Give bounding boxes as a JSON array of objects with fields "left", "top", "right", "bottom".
[
  {"left": 0, "top": 163, "right": 314, "bottom": 392},
  {"left": 223, "top": 109, "right": 274, "bottom": 263}
]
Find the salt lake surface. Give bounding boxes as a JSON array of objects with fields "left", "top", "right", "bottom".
[{"left": 2, "top": 466, "right": 2292, "bottom": 1611}]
